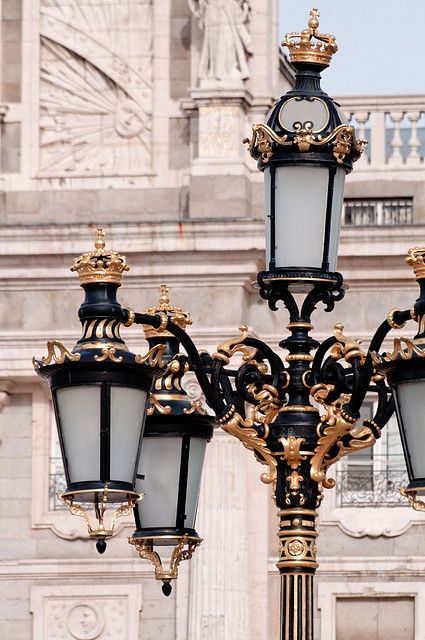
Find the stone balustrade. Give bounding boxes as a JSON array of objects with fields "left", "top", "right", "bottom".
[{"left": 338, "top": 95, "right": 425, "bottom": 170}]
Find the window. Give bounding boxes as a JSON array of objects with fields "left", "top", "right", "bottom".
[
  {"left": 49, "top": 418, "right": 66, "bottom": 511},
  {"left": 336, "top": 402, "right": 408, "bottom": 508},
  {"left": 343, "top": 198, "right": 413, "bottom": 226}
]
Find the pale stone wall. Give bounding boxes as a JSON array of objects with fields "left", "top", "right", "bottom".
[{"left": 1, "top": 1, "right": 425, "bottom": 639}]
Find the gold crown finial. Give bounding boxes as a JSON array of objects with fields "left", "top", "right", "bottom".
[
  {"left": 71, "top": 228, "right": 129, "bottom": 286},
  {"left": 95, "top": 227, "right": 105, "bottom": 251},
  {"left": 159, "top": 284, "right": 170, "bottom": 308},
  {"left": 406, "top": 247, "right": 425, "bottom": 279},
  {"left": 282, "top": 8, "right": 338, "bottom": 67},
  {"left": 143, "top": 284, "right": 192, "bottom": 339}
]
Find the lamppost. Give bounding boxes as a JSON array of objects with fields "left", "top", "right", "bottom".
[{"left": 32, "top": 10, "right": 425, "bottom": 640}]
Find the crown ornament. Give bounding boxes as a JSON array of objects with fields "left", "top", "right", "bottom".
[
  {"left": 71, "top": 228, "right": 129, "bottom": 286},
  {"left": 406, "top": 247, "right": 425, "bottom": 279},
  {"left": 282, "top": 9, "right": 338, "bottom": 67},
  {"left": 143, "top": 284, "right": 192, "bottom": 339}
]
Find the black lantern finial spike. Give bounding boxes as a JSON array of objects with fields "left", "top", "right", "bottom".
[
  {"left": 96, "top": 539, "right": 107, "bottom": 554},
  {"left": 162, "top": 582, "right": 172, "bottom": 597}
]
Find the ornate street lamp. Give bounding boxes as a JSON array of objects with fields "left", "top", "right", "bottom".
[
  {"left": 244, "top": 8, "right": 366, "bottom": 298},
  {"left": 374, "top": 248, "right": 425, "bottom": 509},
  {"left": 32, "top": 11, "right": 425, "bottom": 640},
  {"left": 128, "top": 286, "right": 215, "bottom": 596},
  {"left": 33, "top": 229, "right": 166, "bottom": 552}
]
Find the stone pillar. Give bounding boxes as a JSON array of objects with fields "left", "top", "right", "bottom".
[{"left": 187, "top": 429, "right": 250, "bottom": 640}]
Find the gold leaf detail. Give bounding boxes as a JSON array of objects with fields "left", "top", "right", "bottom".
[
  {"left": 372, "top": 337, "right": 425, "bottom": 365},
  {"left": 135, "top": 344, "right": 167, "bottom": 368},
  {"left": 330, "top": 323, "right": 367, "bottom": 364},
  {"left": 183, "top": 400, "right": 207, "bottom": 415},
  {"left": 94, "top": 347, "right": 123, "bottom": 363},
  {"left": 39, "top": 341, "right": 81, "bottom": 365},
  {"left": 213, "top": 325, "right": 260, "bottom": 366},
  {"left": 219, "top": 407, "right": 277, "bottom": 484},
  {"left": 278, "top": 436, "right": 307, "bottom": 470},
  {"left": 147, "top": 394, "right": 172, "bottom": 416},
  {"left": 310, "top": 383, "right": 375, "bottom": 489}
]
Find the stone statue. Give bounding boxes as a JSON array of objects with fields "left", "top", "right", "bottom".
[{"left": 189, "top": 0, "right": 252, "bottom": 84}]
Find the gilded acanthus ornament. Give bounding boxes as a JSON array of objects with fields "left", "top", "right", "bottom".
[
  {"left": 243, "top": 123, "right": 366, "bottom": 165},
  {"left": 372, "top": 337, "right": 425, "bottom": 365},
  {"left": 310, "top": 383, "right": 375, "bottom": 488},
  {"left": 219, "top": 406, "right": 278, "bottom": 484},
  {"left": 34, "top": 340, "right": 81, "bottom": 367}
]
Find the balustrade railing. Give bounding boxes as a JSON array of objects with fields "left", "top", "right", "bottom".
[
  {"left": 338, "top": 95, "right": 425, "bottom": 169},
  {"left": 335, "top": 469, "right": 409, "bottom": 507}
]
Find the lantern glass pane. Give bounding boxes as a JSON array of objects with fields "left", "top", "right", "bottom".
[
  {"left": 185, "top": 437, "right": 207, "bottom": 529},
  {"left": 328, "top": 167, "right": 346, "bottom": 271},
  {"left": 56, "top": 385, "right": 100, "bottom": 483},
  {"left": 394, "top": 379, "right": 425, "bottom": 479},
  {"left": 136, "top": 436, "right": 182, "bottom": 528},
  {"left": 274, "top": 165, "right": 329, "bottom": 269},
  {"left": 110, "top": 386, "right": 148, "bottom": 483}
]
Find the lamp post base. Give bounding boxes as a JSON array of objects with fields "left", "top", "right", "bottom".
[{"left": 277, "top": 508, "right": 318, "bottom": 640}]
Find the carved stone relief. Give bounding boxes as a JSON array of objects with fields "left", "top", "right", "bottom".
[
  {"left": 39, "top": 0, "right": 153, "bottom": 177},
  {"left": 31, "top": 584, "right": 142, "bottom": 640},
  {"left": 189, "top": 0, "right": 252, "bottom": 86}
]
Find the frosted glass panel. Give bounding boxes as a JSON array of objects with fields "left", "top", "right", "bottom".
[
  {"left": 185, "top": 437, "right": 207, "bottom": 528},
  {"left": 394, "top": 380, "right": 425, "bottom": 478},
  {"left": 136, "top": 437, "right": 182, "bottom": 528},
  {"left": 274, "top": 166, "right": 329, "bottom": 269},
  {"left": 56, "top": 385, "right": 100, "bottom": 483},
  {"left": 264, "top": 167, "right": 271, "bottom": 267},
  {"left": 110, "top": 386, "right": 147, "bottom": 483},
  {"left": 327, "top": 167, "right": 346, "bottom": 271}
]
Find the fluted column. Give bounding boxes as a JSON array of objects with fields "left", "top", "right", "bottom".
[{"left": 188, "top": 429, "right": 250, "bottom": 640}]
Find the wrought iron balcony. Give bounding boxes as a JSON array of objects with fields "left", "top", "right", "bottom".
[{"left": 335, "top": 469, "right": 409, "bottom": 508}]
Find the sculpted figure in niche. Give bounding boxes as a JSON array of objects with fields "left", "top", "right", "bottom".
[{"left": 189, "top": 0, "right": 252, "bottom": 84}]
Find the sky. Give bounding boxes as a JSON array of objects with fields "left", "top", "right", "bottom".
[{"left": 279, "top": 1, "right": 425, "bottom": 96}]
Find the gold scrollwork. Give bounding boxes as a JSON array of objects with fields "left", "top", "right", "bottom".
[
  {"left": 244, "top": 123, "right": 366, "bottom": 165},
  {"left": 243, "top": 124, "right": 288, "bottom": 162},
  {"left": 219, "top": 406, "right": 278, "bottom": 484},
  {"left": 129, "top": 535, "right": 201, "bottom": 583},
  {"left": 248, "top": 383, "right": 283, "bottom": 437},
  {"left": 213, "top": 325, "right": 258, "bottom": 365},
  {"left": 37, "top": 340, "right": 81, "bottom": 366},
  {"left": 372, "top": 337, "right": 425, "bottom": 365},
  {"left": 330, "top": 323, "right": 367, "bottom": 364},
  {"left": 59, "top": 486, "right": 141, "bottom": 540},
  {"left": 94, "top": 347, "right": 123, "bottom": 363},
  {"left": 310, "top": 383, "right": 375, "bottom": 488},
  {"left": 135, "top": 344, "right": 167, "bottom": 368},
  {"left": 400, "top": 488, "right": 425, "bottom": 512},
  {"left": 183, "top": 400, "right": 207, "bottom": 415},
  {"left": 146, "top": 394, "right": 172, "bottom": 416}
]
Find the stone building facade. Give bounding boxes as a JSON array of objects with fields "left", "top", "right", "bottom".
[{"left": 0, "top": 1, "right": 425, "bottom": 638}]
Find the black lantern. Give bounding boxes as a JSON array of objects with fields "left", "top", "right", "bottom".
[
  {"left": 244, "top": 9, "right": 366, "bottom": 293},
  {"left": 128, "top": 286, "right": 215, "bottom": 595},
  {"left": 376, "top": 248, "right": 425, "bottom": 501},
  {"left": 33, "top": 230, "right": 164, "bottom": 551}
]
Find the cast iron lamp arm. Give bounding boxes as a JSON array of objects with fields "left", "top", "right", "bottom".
[{"left": 131, "top": 311, "right": 287, "bottom": 423}]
